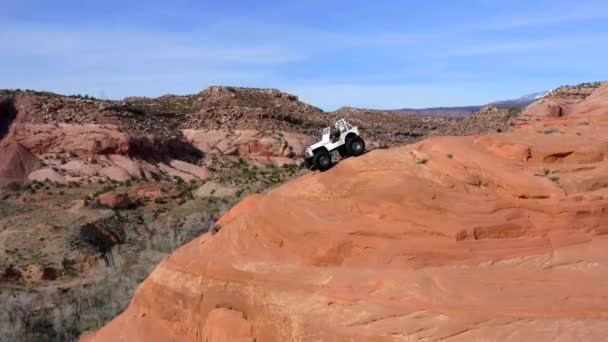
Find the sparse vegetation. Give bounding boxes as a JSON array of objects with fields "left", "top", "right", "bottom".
[
  {"left": 416, "top": 157, "right": 429, "bottom": 164},
  {"left": 214, "top": 159, "right": 304, "bottom": 196},
  {"left": 543, "top": 128, "right": 559, "bottom": 134},
  {"left": 0, "top": 252, "right": 159, "bottom": 342},
  {"left": 93, "top": 185, "right": 115, "bottom": 198},
  {"left": 534, "top": 168, "right": 551, "bottom": 177},
  {"left": 0, "top": 191, "right": 234, "bottom": 341}
]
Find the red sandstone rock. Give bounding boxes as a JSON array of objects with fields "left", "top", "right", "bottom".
[
  {"left": 28, "top": 167, "right": 66, "bottom": 184},
  {"left": 0, "top": 141, "right": 40, "bottom": 188},
  {"left": 201, "top": 308, "right": 253, "bottom": 342},
  {"left": 169, "top": 160, "right": 210, "bottom": 180},
  {"left": 101, "top": 166, "right": 132, "bottom": 182},
  {"left": 182, "top": 129, "right": 315, "bottom": 163},
  {"left": 98, "top": 192, "right": 135, "bottom": 209},
  {"left": 84, "top": 84, "right": 608, "bottom": 341}
]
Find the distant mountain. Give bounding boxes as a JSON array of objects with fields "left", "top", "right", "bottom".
[
  {"left": 490, "top": 90, "right": 550, "bottom": 108},
  {"left": 388, "top": 106, "right": 482, "bottom": 117},
  {"left": 390, "top": 90, "right": 549, "bottom": 117}
]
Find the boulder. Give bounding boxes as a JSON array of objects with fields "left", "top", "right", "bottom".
[
  {"left": 98, "top": 191, "right": 136, "bottom": 209},
  {"left": 101, "top": 166, "right": 132, "bottom": 182},
  {"left": 0, "top": 141, "right": 40, "bottom": 188},
  {"left": 194, "top": 182, "right": 236, "bottom": 198},
  {"left": 28, "top": 168, "right": 66, "bottom": 184},
  {"left": 169, "top": 160, "right": 210, "bottom": 180}
]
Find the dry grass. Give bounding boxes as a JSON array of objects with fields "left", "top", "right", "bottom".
[
  {"left": 0, "top": 257, "right": 152, "bottom": 342},
  {"left": 0, "top": 196, "right": 235, "bottom": 341}
]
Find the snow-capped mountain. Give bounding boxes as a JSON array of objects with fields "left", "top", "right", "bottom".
[
  {"left": 389, "top": 90, "right": 550, "bottom": 117},
  {"left": 490, "top": 90, "right": 550, "bottom": 108}
]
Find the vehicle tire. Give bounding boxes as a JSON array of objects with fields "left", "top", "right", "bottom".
[
  {"left": 338, "top": 145, "right": 348, "bottom": 158},
  {"left": 346, "top": 136, "right": 365, "bottom": 156},
  {"left": 302, "top": 158, "right": 313, "bottom": 169},
  {"left": 312, "top": 149, "right": 332, "bottom": 171}
]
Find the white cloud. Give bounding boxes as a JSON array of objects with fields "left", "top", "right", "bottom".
[
  {"left": 437, "top": 32, "right": 608, "bottom": 57},
  {"left": 0, "top": 28, "right": 305, "bottom": 65},
  {"left": 478, "top": 5, "right": 608, "bottom": 31}
]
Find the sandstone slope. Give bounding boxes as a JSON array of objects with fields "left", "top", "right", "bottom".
[{"left": 85, "top": 83, "right": 608, "bottom": 341}]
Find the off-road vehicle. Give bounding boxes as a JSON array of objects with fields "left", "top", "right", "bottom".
[{"left": 304, "top": 119, "right": 365, "bottom": 171}]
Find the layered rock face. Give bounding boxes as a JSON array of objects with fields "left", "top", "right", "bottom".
[
  {"left": 86, "top": 84, "right": 608, "bottom": 341},
  {"left": 182, "top": 129, "right": 315, "bottom": 165},
  {"left": 0, "top": 89, "right": 325, "bottom": 188}
]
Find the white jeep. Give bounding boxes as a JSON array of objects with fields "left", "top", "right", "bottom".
[{"left": 304, "top": 119, "right": 366, "bottom": 171}]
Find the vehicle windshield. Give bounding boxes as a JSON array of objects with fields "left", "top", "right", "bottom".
[{"left": 337, "top": 120, "right": 353, "bottom": 131}]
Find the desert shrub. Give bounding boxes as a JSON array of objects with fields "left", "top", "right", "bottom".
[
  {"left": 0, "top": 249, "right": 163, "bottom": 342},
  {"left": 543, "top": 128, "right": 559, "bottom": 134},
  {"left": 416, "top": 157, "right": 429, "bottom": 164},
  {"left": 93, "top": 185, "right": 115, "bottom": 197},
  {"left": 0, "top": 203, "right": 228, "bottom": 342},
  {"left": 535, "top": 168, "right": 550, "bottom": 177}
]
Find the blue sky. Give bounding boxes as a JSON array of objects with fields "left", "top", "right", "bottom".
[{"left": 1, "top": 0, "right": 607, "bottom": 110}]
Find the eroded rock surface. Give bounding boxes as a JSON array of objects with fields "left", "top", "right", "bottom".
[{"left": 85, "top": 84, "right": 608, "bottom": 341}]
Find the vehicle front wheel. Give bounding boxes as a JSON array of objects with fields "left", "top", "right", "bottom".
[
  {"left": 312, "top": 149, "right": 332, "bottom": 171},
  {"left": 346, "top": 136, "right": 365, "bottom": 156}
]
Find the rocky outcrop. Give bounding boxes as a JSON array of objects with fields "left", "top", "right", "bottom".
[
  {"left": 516, "top": 82, "right": 604, "bottom": 124},
  {"left": 13, "top": 123, "right": 200, "bottom": 161},
  {"left": 517, "top": 97, "right": 581, "bottom": 123},
  {"left": 85, "top": 84, "right": 608, "bottom": 341},
  {"left": 0, "top": 92, "right": 207, "bottom": 188},
  {"left": 98, "top": 191, "right": 137, "bottom": 209},
  {"left": 435, "top": 105, "right": 520, "bottom": 136},
  {"left": 0, "top": 96, "right": 40, "bottom": 188},
  {"left": 0, "top": 141, "right": 40, "bottom": 189},
  {"left": 182, "top": 129, "right": 315, "bottom": 163},
  {"left": 125, "top": 86, "right": 328, "bottom": 134}
]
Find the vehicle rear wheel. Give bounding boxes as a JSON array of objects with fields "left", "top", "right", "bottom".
[
  {"left": 346, "top": 136, "right": 365, "bottom": 156},
  {"left": 312, "top": 149, "right": 332, "bottom": 171},
  {"left": 302, "top": 158, "right": 313, "bottom": 169}
]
